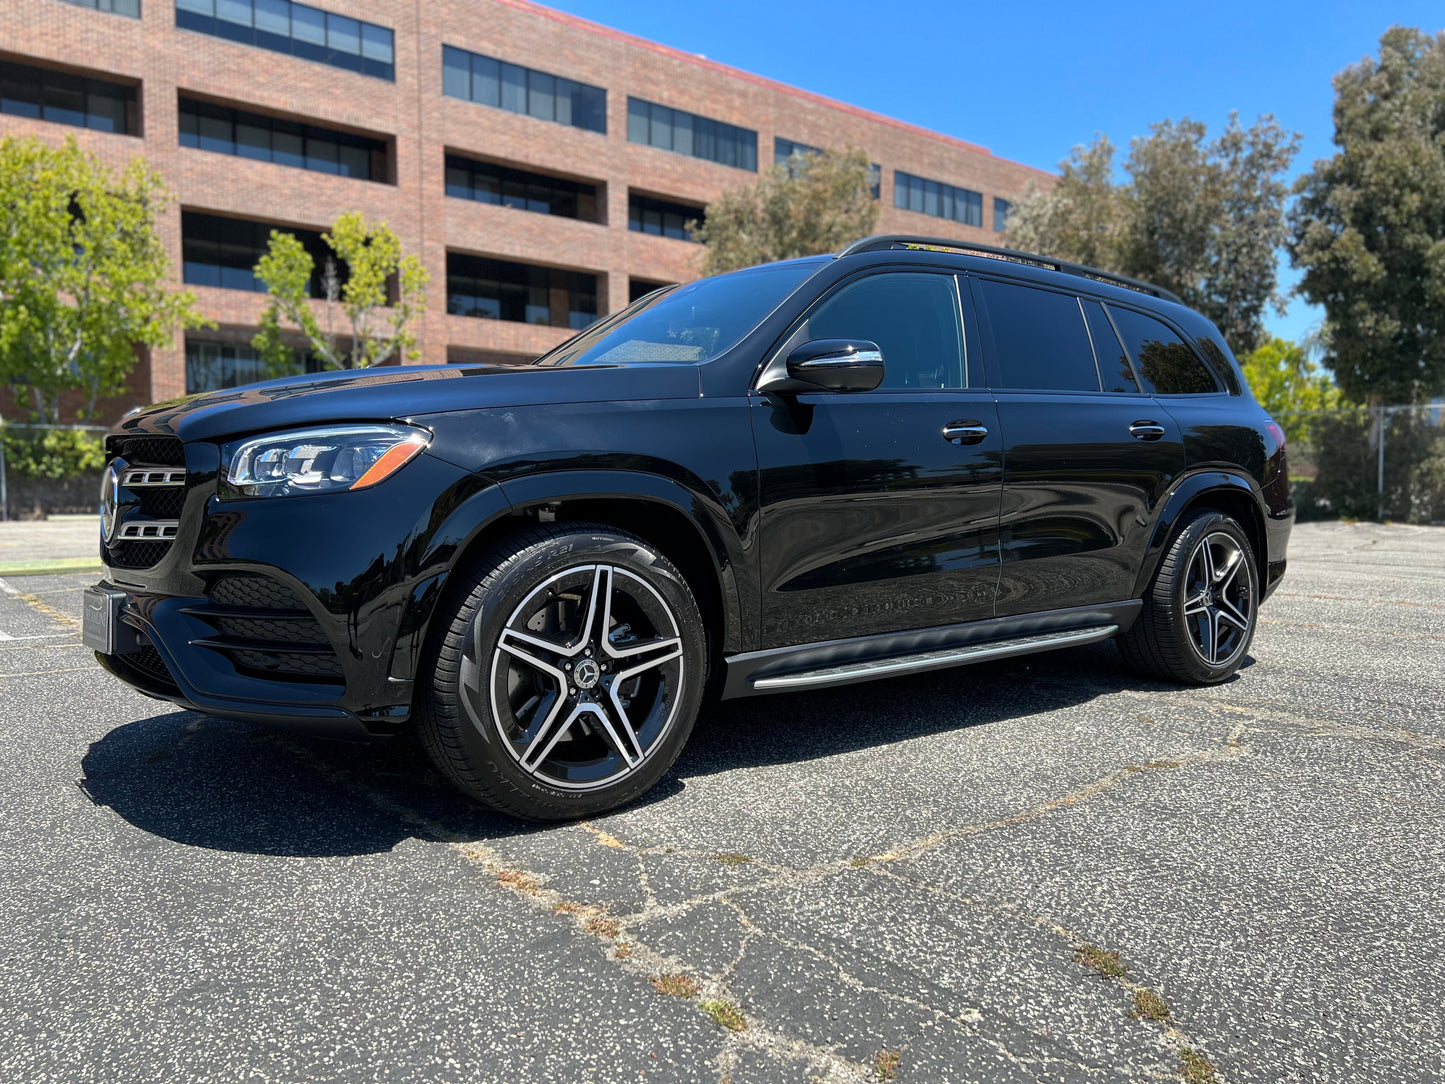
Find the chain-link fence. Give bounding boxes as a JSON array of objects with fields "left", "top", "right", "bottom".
[
  {"left": 1276, "top": 404, "right": 1445, "bottom": 525},
  {"left": 0, "top": 423, "right": 108, "bottom": 522}
]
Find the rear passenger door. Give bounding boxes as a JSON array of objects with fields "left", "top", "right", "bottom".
[{"left": 967, "top": 276, "right": 1185, "bottom": 616}]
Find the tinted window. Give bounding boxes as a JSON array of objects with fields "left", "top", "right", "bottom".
[
  {"left": 806, "top": 273, "right": 963, "bottom": 390},
  {"left": 976, "top": 279, "right": 1099, "bottom": 392},
  {"left": 442, "top": 44, "right": 606, "bottom": 135},
  {"left": 1081, "top": 299, "right": 1138, "bottom": 392},
  {"left": 1109, "top": 306, "right": 1220, "bottom": 395},
  {"left": 626, "top": 97, "right": 757, "bottom": 171},
  {"left": 538, "top": 261, "right": 821, "bottom": 367}
]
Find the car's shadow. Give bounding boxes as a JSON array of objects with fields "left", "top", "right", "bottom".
[{"left": 80, "top": 641, "right": 1244, "bottom": 858}]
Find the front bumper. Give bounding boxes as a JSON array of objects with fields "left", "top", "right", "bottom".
[{"left": 95, "top": 439, "right": 508, "bottom": 737}]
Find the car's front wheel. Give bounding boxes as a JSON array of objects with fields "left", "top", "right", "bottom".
[
  {"left": 418, "top": 523, "right": 706, "bottom": 821},
  {"left": 1118, "top": 509, "right": 1259, "bottom": 685}
]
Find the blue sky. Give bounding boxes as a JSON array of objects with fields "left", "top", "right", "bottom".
[{"left": 548, "top": 0, "right": 1442, "bottom": 345}]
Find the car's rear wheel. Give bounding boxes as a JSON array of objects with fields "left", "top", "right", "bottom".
[
  {"left": 418, "top": 523, "right": 706, "bottom": 821},
  {"left": 1118, "top": 509, "right": 1259, "bottom": 685}
]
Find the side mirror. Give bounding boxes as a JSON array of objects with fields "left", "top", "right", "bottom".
[{"left": 758, "top": 339, "right": 885, "bottom": 394}]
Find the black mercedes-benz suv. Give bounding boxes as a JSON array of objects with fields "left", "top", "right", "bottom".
[{"left": 87, "top": 236, "right": 1293, "bottom": 820}]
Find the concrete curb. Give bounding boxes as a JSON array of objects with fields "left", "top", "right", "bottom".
[{"left": 0, "top": 558, "right": 103, "bottom": 578}]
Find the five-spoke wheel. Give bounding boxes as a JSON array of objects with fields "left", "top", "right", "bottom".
[
  {"left": 418, "top": 524, "right": 705, "bottom": 821},
  {"left": 1118, "top": 509, "right": 1259, "bottom": 685}
]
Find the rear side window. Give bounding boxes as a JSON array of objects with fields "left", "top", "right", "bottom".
[
  {"left": 974, "top": 278, "right": 1100, "bottom": 392},
  {"left": 1108, "top": 306, "right": 1220, "bottom": 394},
  {"left": 805, "top": 272, "right": 963, "bottom": 389},
  {"left": 1081, "top": 300, "right": 1138, "bottom": 392}
]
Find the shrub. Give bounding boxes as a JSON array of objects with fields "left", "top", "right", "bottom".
[{"left": 0, "top": 427, "right": 106, "bottom": 481}]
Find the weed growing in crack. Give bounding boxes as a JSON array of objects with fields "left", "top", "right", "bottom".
[
  {"left": 1180, "top": 1048, "right": 1217, "bottom": 1082},
  {"left": 496, "top": 869, "right": 540, "bottom": 894},
  {"left": 651, "top": 973, "right": 700, "bottom": 998},
  {"left": 849, "top": 857, "right": 871, "bottom": 868},
  {"left": 553, "top": 901, "right": 585, "bottom": 915},
  {"left": 712, "top": 853, "right": 752, "bottom": 866},
  {"left": 874, "top": 1049, "right": 901, "bottom": 1080},
  {"left": 699, "top": 999, "right": 746, "bottom": 1032},
  {"left": 1074, "top": 943, "right": 1129, "bottom": 979},
  {"left": 585, "top": 917, "right": 622, "bottom": 939},
  {"left": 614, "top": 943, "right": 634, "bottom": 959},
  {"left": 1130, "top": 988, "right": 1171, "bottom": 1022}
]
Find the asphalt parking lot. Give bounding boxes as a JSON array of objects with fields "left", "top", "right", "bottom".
[{"left": 1, "top": 521, "right": 1442, "bottom": 1084}]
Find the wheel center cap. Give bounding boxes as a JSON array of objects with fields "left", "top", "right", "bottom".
[
  {"left": 1204, "top": 591, "right": 1214, "bottom": 606},
  {"left": 574, "top": 657, "right": 601, "bottom": 690}
]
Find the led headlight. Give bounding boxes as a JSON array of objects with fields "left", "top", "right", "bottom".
[{"left": 223, "top": 424, "right": 431, "bottom": 498}]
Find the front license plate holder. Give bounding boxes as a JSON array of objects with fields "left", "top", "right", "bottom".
[{"left": 82, "top": 587, "right": 133, "bottom": 654}]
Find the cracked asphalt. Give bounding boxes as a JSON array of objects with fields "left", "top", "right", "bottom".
[{"left": 1, "top": 521, "right": 1442, "bottom": 1084}]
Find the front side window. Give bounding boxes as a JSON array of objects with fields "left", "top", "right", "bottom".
[
  {"left": 1108, "top": 306, "right": 1220, "bottom": 395},
  {"left": 975, "top": 278, "right": 1100, "bottom": 392},
  {"left": 803, "top": 273, "right": 964, "bottom": 390}
]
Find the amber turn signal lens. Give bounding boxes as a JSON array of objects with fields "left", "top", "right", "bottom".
[{"left": 350, "top": 439, "right": 427, "bottom": 490}]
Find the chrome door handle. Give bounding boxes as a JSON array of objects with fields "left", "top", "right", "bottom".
[
  {"left": 1130, "top": 421, "right": 1166, "bottom": 441},
  {"left": 942, "top": 421, "right": 989, "bottom": 445}
]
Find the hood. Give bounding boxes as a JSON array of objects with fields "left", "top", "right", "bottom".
[{"left": 112, "top": 362, "right": 704, "bottom": 443}]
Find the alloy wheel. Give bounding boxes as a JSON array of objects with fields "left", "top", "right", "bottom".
[
  {"left": 460, "top": 563, "right": 685, "bottom": 791},
  {"left": 1183, "top": 531, "right": 1254, "bottom": 667}
]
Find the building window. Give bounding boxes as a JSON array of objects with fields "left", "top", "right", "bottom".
[
  {"left": 179, "top": 97, "right": 389, "bottom": 182},
  {"left": 57, "top": 0, "right": 141, "bottom": 16},
  {"left": 445, "top": 155, "right": 599, "bottom": 221},
  {"left": 174, "top": 0, "right": 395, "bottom": 80},
  {"left": 894, "top": 171, "right": 983, "bottom": 227},
  {"left": 442, "top": 46, "right": 605, "bottom": 134},
  {"left": 185, "top": 337, "right": 323, "bottom": 393},
  {"left": 774, "top": 137, "right": 880, "bottom": 198},
  {"left": 627, "top": 194, "right": 702, "bottom": 242},
  {"left": 629, "top": 278, "right": 671, "bottom": 304},
  {"left": 627, "top": 97, "right": 756, "bottom": 171},
  {"left": 181, "top": 211, "right": 333, "bottom": 296},
  {"left": 447, "top": 253, "right": 598, "bottom": 331},
  {"left": 0, "top": 59, "right": 139, "bottom": 135},
  {"left": 993, "top": 197, "right": 1013, "bottom": 233}
]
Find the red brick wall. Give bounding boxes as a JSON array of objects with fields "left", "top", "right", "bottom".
[{"left": 1, "top": 0, "right": 1052, "bottom": 421}]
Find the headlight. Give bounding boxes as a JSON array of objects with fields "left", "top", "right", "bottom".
[{"left": 223, "top": 424, "right": 431, "bottom": 498}]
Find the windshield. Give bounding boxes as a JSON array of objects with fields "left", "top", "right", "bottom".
[{"left": 533, "top": 260, "right": 826, "bottom": 367}]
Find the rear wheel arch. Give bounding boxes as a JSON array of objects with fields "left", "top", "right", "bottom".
[{"left": 1135, "top": 472, "right": 1267, "bottom": 599}]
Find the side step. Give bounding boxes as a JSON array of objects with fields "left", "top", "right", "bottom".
[{"left": 749, "top": 624, "right": 1119, "bottom": 692}]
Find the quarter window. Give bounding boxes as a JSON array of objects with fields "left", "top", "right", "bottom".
[
  {"left": 1108, "top": 306, "right": 1220, "bottom": 395},
  {"left": 975, "top": 279, "right": 1100, "bottom": 392},
  {"left": 804, "top": 273, "right": 964, "bottom": 390},
  {"left": 1081, "top": 299, "right": 1138, "bottom": 392}
]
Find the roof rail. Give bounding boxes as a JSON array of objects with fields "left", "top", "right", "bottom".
[{"left": 837, "top": 235, "right": 1184, "bottom": 305}]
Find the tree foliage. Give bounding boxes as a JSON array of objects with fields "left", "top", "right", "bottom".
[
  {"left": 1240, "top": 336, "right": 1339, "bottom": 419},
  {"left": 253, "top": 211, "right": 428, "bottom": 370},
  {"left": 694, "top": 148, "right": 879, "bottom": 276},
  {"left": 1290, "top": 26, "right": 1445, "bottom": 405},
  {"left": 1006, "top": 115, "right": 1298, "bottom": 355},
  {"left": 0, "top": 135, "right": 206, "bottom": 422}
]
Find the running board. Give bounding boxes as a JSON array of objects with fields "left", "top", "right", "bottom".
[{"left": 740, "top": 623, "right": 1123, "bottom": 695}]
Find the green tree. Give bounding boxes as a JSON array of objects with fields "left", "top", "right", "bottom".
[
  {"left": 694, "top": 147, "right": 879, "bottom": 276},
  {"left": 1290, "top": 26, "right": 1445, "bottom": 405},
  {"left": 1240, "top": 335, "right": 1339, "bottom": 419},
  {"left": 0, "top": 135, "right": 206, "bottom": 422},
  {"left": 1007, "top": 115, "right": 1299, "bottom": 355},
  {"left": 253, "top": 211, "right": 428, "bottom": 370}
]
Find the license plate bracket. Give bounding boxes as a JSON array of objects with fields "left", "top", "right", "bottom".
[{"left": 82, "top": 587, "right": 135, "bottom": 655}]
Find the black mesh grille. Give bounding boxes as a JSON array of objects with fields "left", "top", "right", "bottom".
[
  {"left": 209, "top": 575, "right": 306, "bottom": 611},
  {"left": 232, "top": 650, "right": 344, "bottom": 679},
  {"left": 126, "top": 646, "right": 175, "bottom": 685},
  {"left": 212, "top": 615, "right": 329, "bottom": 643},
  {"left": 111, "top": 435, "right": 184, "bottom": 467},
  {"left": 137, "top": 487, "right": 186, "bottom": 519},
  {"left": 110, "top": 541, "right": 172, "bottom": 569}
]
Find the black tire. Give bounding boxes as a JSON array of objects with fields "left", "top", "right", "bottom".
[
  {"left": 1118, "top": 510, "right": 1259, "bottom": 685},
  {"left": 417, "top": 522, "right": 706, "bottom": 821}
]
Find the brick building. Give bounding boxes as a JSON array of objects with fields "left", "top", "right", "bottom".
[{"left": 1, "top": 0, "right": 1051, "bottom": 417}]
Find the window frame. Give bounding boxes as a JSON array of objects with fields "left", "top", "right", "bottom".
[{"left": 758, "top": 267, "right": 975, "bottom": 394}]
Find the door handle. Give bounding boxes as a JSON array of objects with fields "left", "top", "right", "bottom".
[
  {"left": 942, "top": 421, "right": 989, "bottom": 445},
  {"left": 1129, "top": 421, "right": 1167, "bottom": 441}
]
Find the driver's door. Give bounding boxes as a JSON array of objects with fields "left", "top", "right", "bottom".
[{"left": 750, "top": 271, "right": 1002, "bottom": 649}]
